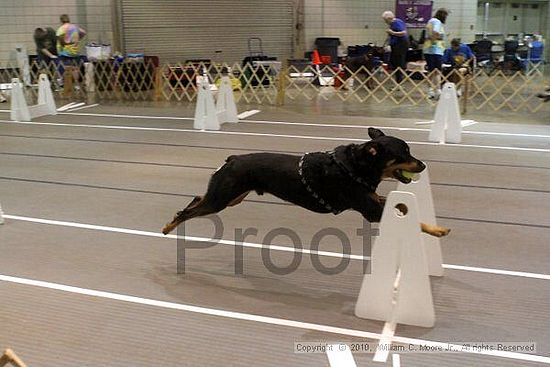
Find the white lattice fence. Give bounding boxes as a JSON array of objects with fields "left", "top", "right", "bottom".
[
  {"left": 1, "top": 59, "right": 546, "bottom": 113},
  {"left": 468, "top": 67, "right": 546, "bottom": 113}
]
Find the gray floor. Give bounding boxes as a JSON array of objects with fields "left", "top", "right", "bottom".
[{"left": 0, "top": 102, "right": 549, "bottom": 366}]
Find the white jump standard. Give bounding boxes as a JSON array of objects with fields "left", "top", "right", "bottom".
[
  {"left": 429, "top": 82, "right": 462, "bottom": 144},
  {"left": 355, "top": 190, "right": 436, "bottom": 328},
  {"left": 10, "top": 74, "right": 57, "bottom": 122},
  {"left": 194, "top": 75, "right": 239, "bottom": 130}
]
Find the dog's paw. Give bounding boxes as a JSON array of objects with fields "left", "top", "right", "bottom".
[
  {"left": 431, "top": 225, "right": 450, "bottom": 237},
  {"left": 162, "top": 223, "right": 176, "bottom": 235},
  {"left": 421, "top": 223, "right": 451, "bottom": 237}
]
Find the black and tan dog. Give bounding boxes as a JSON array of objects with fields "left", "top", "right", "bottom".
[{"left": 162, "top": 128, "right": 450, "bottom": 238}]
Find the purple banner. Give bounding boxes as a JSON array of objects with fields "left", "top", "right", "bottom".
[{"left": 395, "top": 0, "right": 433, "bottom": 28}]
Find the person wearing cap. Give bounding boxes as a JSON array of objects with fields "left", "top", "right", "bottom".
[
  {"left": 382, "top": 11, "right": 409, "bottom": 87},
  {"left": 423, "top": 8, "right": 449, "bottom": 99}
]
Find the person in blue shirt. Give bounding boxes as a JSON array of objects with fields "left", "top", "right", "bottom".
[
  {"left": 443, "top": 38, "right": 474, "bottom": 88},
  {"left": 443, "top": 38, "right": 474, "bottom": 70},
  {"left": 382, "top": 11, "right": 409, "bottom": 85}
]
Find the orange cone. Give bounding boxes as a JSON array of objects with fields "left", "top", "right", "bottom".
[{"left": 312, "top": 49, "right": 321, "bottom": 65}]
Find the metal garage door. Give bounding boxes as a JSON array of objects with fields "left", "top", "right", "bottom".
[{"left": 120, "top": 0, "right": 294, "bottom": 63}]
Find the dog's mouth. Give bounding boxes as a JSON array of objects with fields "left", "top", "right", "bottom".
[
  {"left": 393, "top": 164, "right": 425, "bottom": 184},
  {"left": 393, "top": 169, "right": 413, "bottom": 184}
]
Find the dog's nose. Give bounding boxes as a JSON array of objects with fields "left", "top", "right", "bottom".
[{"left": 417, "top": 160, "right": 426, "bottom": 171}]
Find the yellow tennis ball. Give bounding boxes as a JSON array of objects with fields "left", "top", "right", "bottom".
[{"left": 402, "top": 171, "right": 419, "bottom": 180}]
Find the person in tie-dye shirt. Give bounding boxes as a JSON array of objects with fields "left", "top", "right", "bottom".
[
  {"left": 423, "top": 8, "right": 449, "bottom": 99},
  {"left": 56, "top": 14, "right": 86, "bottom": 87},
  {"left": 56, "top": 14, "right": 86, "bottom": 59}
]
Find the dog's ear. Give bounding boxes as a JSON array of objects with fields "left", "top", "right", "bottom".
[
  {"left": 363, "top": 141, "right": 383, "bottom": 156},
  {"left": 368, "top": 127, "right": 385, "bottom": 140}
]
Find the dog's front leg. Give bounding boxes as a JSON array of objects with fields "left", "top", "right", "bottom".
[
  {"left": 387, "top": 197, "right": 450, "bottom": 238},
  {"left": 421, "top": 223, "right": 450, "bottom": 237}
]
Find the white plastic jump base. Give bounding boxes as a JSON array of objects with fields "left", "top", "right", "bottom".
[
  {"left": 194, "top": 75, "right": 239, "bottom": 130},
  {"left": 429, "top": 82, "right": 462, "bottom": 144},
  {"left": 10, "top": 74, "right": 56, "bottom": 122},
  {"left": 397, "top": 168, "right": 444, "bottom": 277},
  {"left": 355, "top": 191, "right": 435, "bottom": 328},
  {"left": 193, "top": 76, "right": 221, "bottom": 130},
  {"left": 216, "top": 76, "right": 238, "bottom": 124}
]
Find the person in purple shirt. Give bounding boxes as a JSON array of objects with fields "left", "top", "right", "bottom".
[{"left": 382, "top": 11, "right": 409, "bottom": 85}]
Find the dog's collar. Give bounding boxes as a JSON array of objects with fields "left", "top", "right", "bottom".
[
  {"left": 329, "top": 151, "right": 379, "bottom": 192},
  {"left": 298, "top": 153, "right": 342, "bottom": 215}
]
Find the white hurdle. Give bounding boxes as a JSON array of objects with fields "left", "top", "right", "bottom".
[
  {"left": 10, "top": 74, "right": 57, "bottom": 122},
  {"left": 429, "top": 82, "right": 462, "bottom": 144},
  {"left": 355, "top": 191, "right": 435, "bottom": 328},
  {"left": 216, "top": 75, "right": 239, "bottom": 124},
  {"left": 397, "top": 168, "right": 444, "bottom": 276},
  {"left": 193, "top": 75, "right": 221, "bottom": 130},
  {"left": 0, "top": 202, "right": 4, "bottom": 224},
  {"left": 194, "top": 75, "right": 239, "bottom": 130}
]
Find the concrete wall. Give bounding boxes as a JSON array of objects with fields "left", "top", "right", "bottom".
[
  {"left": 0, "top": 0, "right": 113, "bottom": 64},
  {"left": 0, "top": 0, "right": 547, "bottom": 64},
  {"left": 303, "top": 0, "right": 479, "bottom": 53}
]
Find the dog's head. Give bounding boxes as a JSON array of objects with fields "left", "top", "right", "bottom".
[{"left": 358, "top": 128, "right": 425, "bottom": 184}]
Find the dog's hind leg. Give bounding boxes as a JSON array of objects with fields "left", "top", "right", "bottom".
[
  {"left": 162, "top": 195, "right": 221, "bottom": 235},
  {"left": 162, "top": 161, "right": 252, "bottom": 235},
  {"left": 227, "top": 191, "right": 250, "bottom": 207},
  {"left": 162, "top": 190, "right": 250, "bottom": 235}
]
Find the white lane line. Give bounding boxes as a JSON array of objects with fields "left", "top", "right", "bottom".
[
  {"left": 67, "top": 103, "right": 99, "bottom": 112},
  {"left": 62, "top": 111, "right": 194, "bottom": 121},
  {"left": 414, "top": 120, "right": 478, "bottom": 128},
  {"left": 237, "top": 119, "right": 548, "bottom": 139},
  {"left": 4, "top": 214, "right": 550, "bottom": 281},
  {"left": 2, "top": 214, "right": 365, "bottom": 261},
  {"left": 373, "top": 322, "right": 396, "bottom": 363},
  {"left": 237, "top": 110, "right": 261, "bottom": 119},
  {"left": 247, "top": 119, "right": 550, "bottom": 138},
  {"left": 1, "top": 273, "right": 549, "bottom": 364},
  {"left": 2, "top": 109, "right": 548, "bottom": 139},
  {"left": 442, "top": 264, "right": 550, "bottom": 280},
  {"left": 326, "top": 344, "right": 358, "bottom": 367},
  {"left": 62, "top": 112, "right": 550, "bottom": 139},
  {"left": 373, "top": 268, "right": 401, "bottom": 363},
  {"left": 392, "top": 354, "right": 401, "bottom": 367},
  {"left": 1, "top": 120, "right": 549, "bottom": 153}
]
